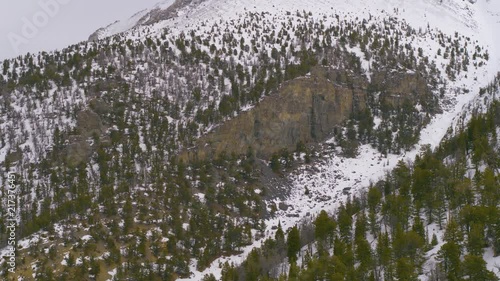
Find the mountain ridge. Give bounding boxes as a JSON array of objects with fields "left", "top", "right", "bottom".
[{"left": 88, "top": 0, "right": 486, "bottom": 41}]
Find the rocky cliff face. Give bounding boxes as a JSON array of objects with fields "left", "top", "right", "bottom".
[
  {"left": 182, "top": 66, "right": 433, "bottom": 161},
  {"left": 200, "top": 73, "right": 357, "bottom": 158},
  {"left": 62, "top": 109, "right": 106, "bottom": 167}
]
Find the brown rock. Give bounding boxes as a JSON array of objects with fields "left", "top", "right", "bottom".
[
  {"left": 183, "top": 67, "right": 365, "bottom": 160},
  {"left": 77, "top": 110, "right": 103, "bottom": 138},
  {"left": 181, "top": 66, "right": 434, "bottom": 162}
]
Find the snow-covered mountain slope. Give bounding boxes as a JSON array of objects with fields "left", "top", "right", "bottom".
[
  {"left": 1, "top": 0, "right": 499, "bottom": 280},
  {"left": 88, "top": 9, "right": 151, "bottom": 41},
  {"left": 91, "top": 0, "right": 500, "bottom": 129},
  {"left": 446, "top": 0, "right": 500, "bottom": 133},
  {"left": 173, "top": 0, "right": 500, "bottom": 279},
  {"left": 90, "top": 0, "right": 500, "bottom": 134},
  {"left": 88, "top": 0, "right": 176, "bottom": 41},
  {"left": 91, "top": 0, "right": 483, "bottom": 40}
]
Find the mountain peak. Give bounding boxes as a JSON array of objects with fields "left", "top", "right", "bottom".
[
  {"left": 88, "top": 0, "right": 488, "bottom": 43},
  {"left": 88, "top": 0, "right": 200, "bottom": 41}
]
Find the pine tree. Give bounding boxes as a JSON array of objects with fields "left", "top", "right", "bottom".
[
  {"left": 123, "top": 197, "right": 134, "bottom": 234},
  {"left": 467, "top": 223, "right": 485, "bottom": 256},
  {"left": 314, "top": 210, "right": 336, "bottom": 252},
  {"left": 437, "top": 241, "right": 461, "bottom": 280},
  {"left": 287, "top": 226, "right": 301, "bottom": 263},
  {"left": 444, "top": 218, "right": 464, "bottom": 246},
  {"left": 461, "top": 255, "right": 498, "bottom": 281},
  {"left": 396, "top": 257, "right": 418, "bottom": 281},
  {"left": 355, "top": 236, "right": 373, "bottom": 273},
  {"left": 337, "top": 206, "right": 353, "bottom": 242},
  {"left": 275, "top": 222, "right": 285, "bottom": 243}
]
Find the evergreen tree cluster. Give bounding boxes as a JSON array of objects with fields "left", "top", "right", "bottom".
[
  {"left": 220, "top": 100, "right": 500, "bottom": 281},
  {"left": 0, "top": 9, "right": 491, "bottom": 280}
]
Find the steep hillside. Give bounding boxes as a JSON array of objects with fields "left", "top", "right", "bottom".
[
  {"left": 181, "top": 65, "right": 438, "bottom": 161},
  {"left": 0, "top": 0, "right": 499, "bottom": 280},
  {"left": 224, "top": 78, "right": 500, "bottom": 281}
]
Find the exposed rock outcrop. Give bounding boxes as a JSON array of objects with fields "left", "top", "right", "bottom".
[
  {"left": 62, "top": 109, "right": 105, "bottom": 167},
  {"left": 77, "top": 110, "right": 104, "bottom": 138},
  {"left": 182, "top": 66, "right": 433, "bottom": 161},
  {"left": 182, "top": 67, "right": 366, "bottom": 160}
]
